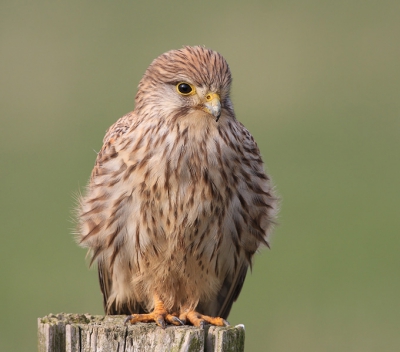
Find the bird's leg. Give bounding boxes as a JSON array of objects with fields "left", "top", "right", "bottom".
[
  {"left": 125, "top": 294, "right": 183, "bottom": 328},
  {"left": 179, "top": 309, "right": 229, "bottom": 328}
]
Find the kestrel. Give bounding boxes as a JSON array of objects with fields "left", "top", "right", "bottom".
[{"left": 77, "top": 46, "right": 277, "bottom": 328}]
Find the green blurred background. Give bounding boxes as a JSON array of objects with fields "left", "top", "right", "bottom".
[{"left": 1, "top": 1, "right": 399, "bottom": 351}]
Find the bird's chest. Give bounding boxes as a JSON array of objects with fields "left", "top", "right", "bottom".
[
  {"left": 121, "top": 123, "right": 241, "bottom": 285},
  {"left": 134, "top": 135, "right": 226, "bottom": 238},
  {"left": 148, "top": 146, "right": 222, "bottom": 223},
  {"left": 145, "top": 127, "right": 227, "bottom": 204},
  {"left": 123, "top": 122, "right": 239, "bottom": 245}
]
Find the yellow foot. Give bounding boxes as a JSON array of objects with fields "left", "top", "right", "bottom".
[
  {"left": 124, "top": 312, "right": 183, "bottom": 328},
  {"left": 180, "top": 311, "right": 229, "bottom": 328},
  {"left": 124, "top": 297, "right": 183, "bottom": 329}
]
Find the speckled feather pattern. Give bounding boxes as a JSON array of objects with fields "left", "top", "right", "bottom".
[{"left": 77, "top": 46, "right": 278, "bottom": 319}]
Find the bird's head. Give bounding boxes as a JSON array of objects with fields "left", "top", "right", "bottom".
[{"left": 135, "top": 46, "right": 234, "bottom": 123}]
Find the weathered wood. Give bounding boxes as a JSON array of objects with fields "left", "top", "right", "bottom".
[{"left": 38, "top": 313, "right": 245, "bottom": 352}]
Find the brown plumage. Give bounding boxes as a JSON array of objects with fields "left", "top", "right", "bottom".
[{"left": 77, "top": 46, "right": 277, "bottom": 328}]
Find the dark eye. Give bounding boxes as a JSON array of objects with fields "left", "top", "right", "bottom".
[{"left": 176, "top": 82, "right": 194, "bottom": 95}]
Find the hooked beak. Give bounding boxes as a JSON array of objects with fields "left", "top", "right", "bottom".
[{"left": 202, "top": 93, "right": 221, "bottom": 121}]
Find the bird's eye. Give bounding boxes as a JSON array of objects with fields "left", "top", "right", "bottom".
[{"left": 176, "top": 82, "right": 195, "bottom": 95}]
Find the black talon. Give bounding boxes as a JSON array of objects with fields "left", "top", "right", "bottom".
[
  {"left": 157, "top": 317, "right": 166, "bottom": 329},
  {"left": 199, "top": 320, "right": 205, "bottom": 329},
  {"left": 124, "top": 315, "right": 133, "bottom": 325},
  {"left": 223, "top": 319, "right": 230, "bottom": 326},
  {"left": 172, "top": 316, "right": 184, "bottom": 325}
]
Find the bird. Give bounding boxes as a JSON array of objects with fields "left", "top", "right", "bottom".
[{"left": 76, "top": 46, "right": 278, "bottom": 328}]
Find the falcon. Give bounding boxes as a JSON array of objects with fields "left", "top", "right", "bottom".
[{"left": 77, "top": 46, "right": 277, "bottom": 328}]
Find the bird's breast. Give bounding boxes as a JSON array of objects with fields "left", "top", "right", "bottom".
[{"left": 116, "top": 120, "right": 243, "bottom": 261}]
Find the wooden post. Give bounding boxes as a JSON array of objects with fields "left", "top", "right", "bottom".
[{"left": 38, "top": 313, "right": 245, "bottom": 352}]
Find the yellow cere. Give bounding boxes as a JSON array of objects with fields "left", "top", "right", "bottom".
[{"left": 205, "top": 93, "right": 220, "bottom": 102}]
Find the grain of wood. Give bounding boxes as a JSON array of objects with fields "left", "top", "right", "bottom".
[{"left": 38, "top": 313, "right": 245, "bottom": 352}]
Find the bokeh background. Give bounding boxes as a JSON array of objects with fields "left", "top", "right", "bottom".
[{"left": 1, "top": 1, "right": 399, "bottom": 351}]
